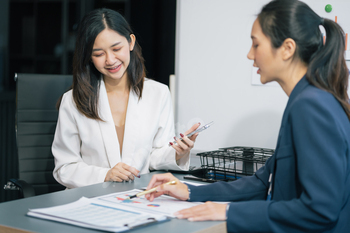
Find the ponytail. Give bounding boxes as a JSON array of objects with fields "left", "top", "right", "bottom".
[
  {"left": 259, "top": 0, "right": 350, "bottom": 120},
  {"left": 306, "top": 18, "right": 350, "bottom": 119}
]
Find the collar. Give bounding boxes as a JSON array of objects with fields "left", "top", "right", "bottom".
[{"left": 288, "top": 75, "right": 309, "bottom": 103}]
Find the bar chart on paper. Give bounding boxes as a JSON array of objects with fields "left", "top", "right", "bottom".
[{"left": 96, "top": 189, "right": 202, "bottom": 217}]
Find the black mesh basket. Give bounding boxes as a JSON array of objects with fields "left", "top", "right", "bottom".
[{"left": 195, "top": 146, "right": 274, "bottom": 182}]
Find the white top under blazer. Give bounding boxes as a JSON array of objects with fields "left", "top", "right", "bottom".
[{"left": 52, "top": 78, "right": 189, "bottom": 188}]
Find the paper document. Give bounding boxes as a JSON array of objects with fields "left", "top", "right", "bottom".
[
  {"left": 27, "top": 189, "right": 206, "bottom": 232},
  {"left": 182, "top": 180, "right": 206, "bottom": 186},
  {"left": 27, "top": 197, "right": 167, "bottom": 232},
  {"left": 96, "top": 189, "right": 202, "bottom": 217}
]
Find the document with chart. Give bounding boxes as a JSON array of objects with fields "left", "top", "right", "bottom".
[
  {"left": 95, "top": 189, "right": 203, "bottom": 217},
  {"left": 27, "top": 196, "right": 168, "bottom": 232},
  {"left": 27, "top": 189, "right": 204, "bottom": 232}
]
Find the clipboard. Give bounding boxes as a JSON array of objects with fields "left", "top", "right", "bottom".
[{"left": 27, "top": 197, "right": 169, "bottom": 232}]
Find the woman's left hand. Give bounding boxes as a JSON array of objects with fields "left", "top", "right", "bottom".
[
  {"left": 170, "top": 123, "right": 201, "bottom": 162},
  {"left": 174, "top": 201, "right": 228, "bottom": 221}
]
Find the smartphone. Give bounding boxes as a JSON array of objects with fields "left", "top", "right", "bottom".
[
  {"left": 185, "top": 121, "right": 214, "bottom": 137},
  {"left": 169, "top": 121, "right": 214, "bottom": 146}
]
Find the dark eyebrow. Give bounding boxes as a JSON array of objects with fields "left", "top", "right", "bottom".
[{"left": 92, "top": 42, "right": 121, "bottom": 52}]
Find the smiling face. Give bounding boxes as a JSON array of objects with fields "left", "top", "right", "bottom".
[
  {"left": 247, "top": 19, "right": 284, "bottom": 84},
  {"left": 91, "top": 28, "right": 135, "bottom": 83}
]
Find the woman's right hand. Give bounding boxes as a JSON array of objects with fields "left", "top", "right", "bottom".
[
  {"left": 145, "top": 173, "right": 190, "bottom": 201},
  {"left": 105, "top": 162, "right": 140, "bottom": 182}
]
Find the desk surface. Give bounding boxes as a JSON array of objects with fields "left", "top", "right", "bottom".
[{"left": 0, "top": 171, "right": 226, "bottom": 233}]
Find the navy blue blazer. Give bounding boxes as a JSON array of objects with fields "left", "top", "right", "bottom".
[{"left": 188, "top": 76, "right": 350, "bottom": 232}]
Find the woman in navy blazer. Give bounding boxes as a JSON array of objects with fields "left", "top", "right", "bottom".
[{"left": 145, "top": 0, "right": 350, "bottom": 232}]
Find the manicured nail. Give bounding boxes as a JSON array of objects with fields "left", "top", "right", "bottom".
[
  {"left": 169, "top": 142, "right": 173, "bottom": 146},
  {"left": 137, "top": 175, "right": 141, "bottom": 178},
  {"left": 198, "top": 122, "right": 201, "bottom": 125},
  {"left": 174, "top": 137, "right": 177, "bottom": 141},
  {"left": 180, "top": 133, "right": 184, "bottom": 137}
]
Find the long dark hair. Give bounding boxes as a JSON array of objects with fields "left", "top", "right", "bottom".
[
  {"left": 65, "top": 8, "right": 146, "bottom": 120},
  {"left": 258, "top": 0, "right": 350, "bottom": 119}
]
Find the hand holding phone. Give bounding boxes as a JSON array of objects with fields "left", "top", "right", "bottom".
[
  {"left": 186, "top": 121, "right": 214, "bottom": 137},
  {"left": 170, "top": 121, "right": 214, "bottom": 146}
]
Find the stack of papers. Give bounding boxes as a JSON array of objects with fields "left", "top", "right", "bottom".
[{"left": 27, "top": 189, "right": 203, "bottom": 232}]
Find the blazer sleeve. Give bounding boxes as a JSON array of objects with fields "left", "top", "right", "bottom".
[
  {"left": 148, "top": 86, "right": 190, "bottom": 171},
  {"left": 188, "top": 95, "right": 348, "bottom": 232},
  {"left": 256, "top": 95, "right": 348, "bottom": 232},
  {"left": 189, "top": 93, "right": 349, "bottom": 232},
  {"left": 188, "top": 164, "right": 270, "bottom": 202},
  {"left": 52, "top": 93, "right": 109, "bottom": 188}
]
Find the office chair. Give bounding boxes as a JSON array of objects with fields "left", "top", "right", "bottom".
[{"left": 4, "top": 73, "right": 72, "bottom": 198}]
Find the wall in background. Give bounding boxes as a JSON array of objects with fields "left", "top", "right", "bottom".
[{"left": 175, "top": 0, "right": 350, "bottom": 152}]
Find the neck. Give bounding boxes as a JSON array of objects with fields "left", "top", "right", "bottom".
[
  {"left": 104, "top": 75, "right": 129, "bottom": 94},
  {"left": 277, "top": 61, "right": 308, "bottom": 96}
]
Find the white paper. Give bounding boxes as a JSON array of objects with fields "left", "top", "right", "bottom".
[
  {"left": 182, "top": 180, "right": 206, "bottom": 186},
  {"left": 96, "top": 189, "right": 203, "bottom": 217},
  {"left": 27, "top": 197, "right": 166, "bottom": 232}
]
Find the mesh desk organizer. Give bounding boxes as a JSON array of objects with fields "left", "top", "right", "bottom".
[{"left": 187, "top": 147, "right": 274, "bottom": 182}]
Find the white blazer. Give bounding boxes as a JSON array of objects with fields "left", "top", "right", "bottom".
[{"left": 52, "top": 79, "right": 189, "bottom": 188}]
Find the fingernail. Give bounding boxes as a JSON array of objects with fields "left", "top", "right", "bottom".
[
  {"left": 169, "top": 142, "right": 173, "bottom": 146},
  {"left": 198, "top": 122, "right": 201, "bottom": 125},
  {"left": 188, "top": 218, "right": 194, "bottom": 221},
  {"left": 174, "top": 137, "right": 177, "bottom": 141},
  {"left": 174, "top": 212, "right": 183, "bottom": 218},
  {"left": 180, "top": 133, "right": 184, "bottom": 137},
  {"left": 137, "top": 175, "right": 141, "bottom": 178}
]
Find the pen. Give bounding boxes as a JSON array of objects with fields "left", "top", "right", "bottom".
[
  {"left": 125, "top": 180, "right": 177, "bottom": 200},
  {"left": 169, "top": 121, "right": 214, "bottom": 146}
]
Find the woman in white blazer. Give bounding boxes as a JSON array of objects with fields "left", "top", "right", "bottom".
[{"left": 52, "top": 8, "right": 199, "bottom": 189}]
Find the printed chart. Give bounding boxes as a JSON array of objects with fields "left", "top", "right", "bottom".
[{"left": 97, "top": 189, "right": 202, "bottom": 217}]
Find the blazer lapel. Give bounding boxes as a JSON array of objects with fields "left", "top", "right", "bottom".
[
  {"left": 121, "top": 90, "right": 139, "bottom": 168},
  {"left": 98, "top": 80, "right": 121, "bottom": 167},
  {"left": 276, "top": 76, "right": 309, "bottom": 150}
]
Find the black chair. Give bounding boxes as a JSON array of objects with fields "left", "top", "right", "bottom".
[{"left": 4, "top": 73, "right": 72, "bottom": 198}]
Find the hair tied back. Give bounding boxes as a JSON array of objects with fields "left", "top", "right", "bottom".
[{"left": 320, "top": 17, "right": 325, "bottom": 26}]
